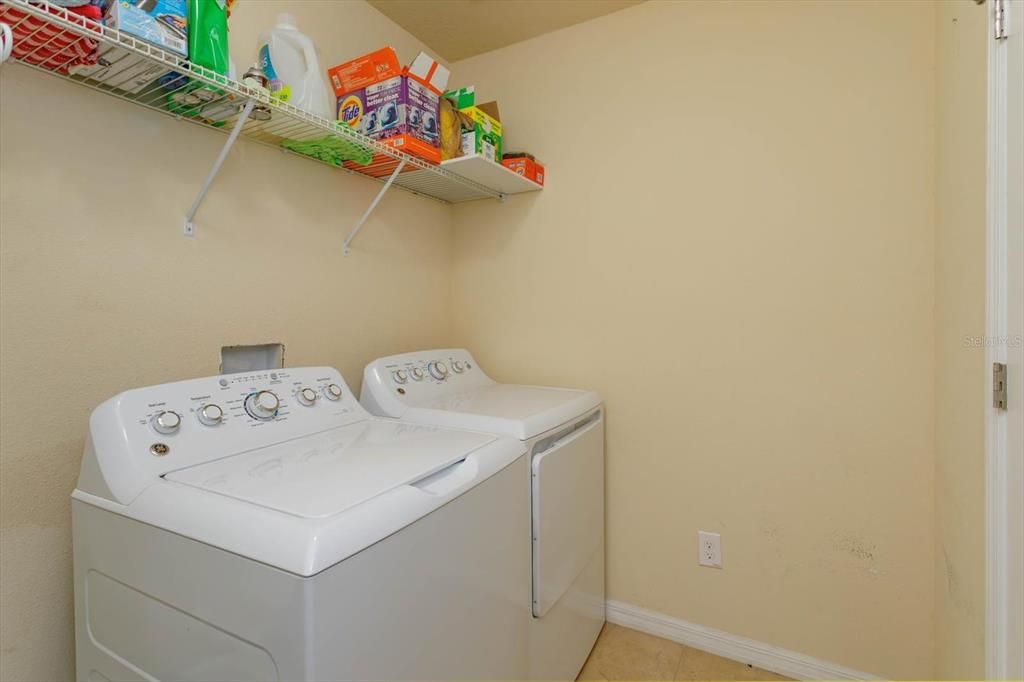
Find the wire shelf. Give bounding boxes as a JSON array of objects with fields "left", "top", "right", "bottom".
[{"left": 0, "top": 0, "right": 519, "bottom": 204}]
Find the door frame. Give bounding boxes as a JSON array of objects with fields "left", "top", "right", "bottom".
[{"left": 985, "top": 0, "right": 1024, "bottom": 679}]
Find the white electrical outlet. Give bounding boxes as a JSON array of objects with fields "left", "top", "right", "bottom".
[{"left": 698, "top": 531, "right": 722, "bottom": 568}]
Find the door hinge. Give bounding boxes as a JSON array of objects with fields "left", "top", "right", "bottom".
[
  {"left": 993, "top": 362, "right": 1008, "bottom": 409},
  {"left": 994, "top": 0, "right": 1008, "bottom": 40}
]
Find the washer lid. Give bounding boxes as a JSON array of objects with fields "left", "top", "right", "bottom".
[
  {"left": 405, "top": 384, "right": 602, "bottom": 440},
  {"left": 165, "top": 419, "right": 493, "bottom": 518},
  {"left": 81, "top": 418, "right": 525, "bottom": 576}
]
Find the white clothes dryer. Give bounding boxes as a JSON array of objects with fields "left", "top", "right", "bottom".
[{"left": 361, "top": 349, "right": 605, "bottom": 681}]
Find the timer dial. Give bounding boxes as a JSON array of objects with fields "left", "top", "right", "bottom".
[
  {"left": 245, "top": 390, "right": 280, "bottom": 420},
  {"left": 428, "top": 361, "right": 449, "bottom": 380}
]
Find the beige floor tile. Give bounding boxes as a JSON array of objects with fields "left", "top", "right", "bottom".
[
  {"left": 577, "top": 623, "right": 684, "bottom": 681},
  {"left": 575, "top": 624, "right": 793, "bottom": 682},
  {"left": 674, "top": 645, "right": 791, "bottom": 681}
]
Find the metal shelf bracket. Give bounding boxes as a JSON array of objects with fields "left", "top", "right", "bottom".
[
  {"left": 343, "top": 159, "right": 407, "bottom": 255},
  {"left": 183, "top": 98, "right": 256, "bottom": 237}
]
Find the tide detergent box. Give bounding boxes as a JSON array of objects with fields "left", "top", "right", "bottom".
[
  {"left": 327, "top": 48, "right": 450, "bottom": 164},
  {"left": 502, "top": 154, "right": 544, "bottom": 186},
  {"left": 106, "top": 0, "right": 188, "bottom": 57}
]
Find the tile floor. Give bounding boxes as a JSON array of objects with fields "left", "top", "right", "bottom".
[{"left": 577, "top": 623, "right": 792, "bottom": 681}]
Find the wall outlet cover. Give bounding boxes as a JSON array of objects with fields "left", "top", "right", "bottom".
[{"left": 698, "top": 531, "right": 722, "bottom": 568}]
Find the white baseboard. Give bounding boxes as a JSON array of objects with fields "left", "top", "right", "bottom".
[{"left": 605, "top": 600, "right": 880, "bottom": 681}]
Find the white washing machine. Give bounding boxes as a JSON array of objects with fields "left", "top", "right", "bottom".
[
  {"left": 361, "top": 349, "right": 605, "bottom": 681},
  {"left": 73, "top": 366, "right": 531, "bottom": 681}
]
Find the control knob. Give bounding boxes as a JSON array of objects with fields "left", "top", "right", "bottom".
[
  {"left": 410, "top": 367, "right": 425, "bottom": 381},
  {"left": 196, "top": 403, "right": 224, "bottom": 426},
  {"left": 452, "top": 360, "right": 465, "bottom": 373},
  {"left": 324, "top": 384, "right": 343, "bottom": 401},
  {"left": 151, "top": 410, "right": 182, "bottom": 435},
  {"left": 428, "top": 361, "right": 449, "bottom": 380},
  {"left": 245, "top": 390, "right": 280, "bottom": 420},
  {"left": 392, "top": 369, "right": 408, "bottom": 384},
  {"left": 297, "top": 388, "right": 318, "bottom": 406}
]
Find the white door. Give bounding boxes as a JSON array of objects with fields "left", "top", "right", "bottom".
[{"left": 986, "top": 0, "right": 1023, "bottom": 678}]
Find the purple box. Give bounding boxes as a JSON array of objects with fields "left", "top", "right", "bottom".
[{"left": 340, "top": 75, "right": 440, "bottom": 148}]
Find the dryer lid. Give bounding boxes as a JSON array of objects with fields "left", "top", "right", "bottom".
[
  {"left": 404, "top": 384, "right": 602, "bottom": 440},
  {"left": 164, "top": 419, "right": 493, "bottom": 518}
]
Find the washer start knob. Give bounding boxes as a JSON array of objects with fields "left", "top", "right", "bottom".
[
  {"left": 246, "top": 390, "right": 280, "bottom": 420},
  {"left": 151, "top": 410, "right": 182, "bottom": 434},
  {"left": 324, "top": 384, "right": 343, "bottom": 401},
  {"left": 197, "top": 403, "right": 224, "bottom": 426},
  {"left": 297, "top": 387, "right": 318, "bottom": 406}
]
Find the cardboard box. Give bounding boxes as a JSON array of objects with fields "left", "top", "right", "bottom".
[
  {"left": 462, "top": 102, "right": 502, "bottom": 161},
  {"left": 106, "top": 0, "right": 188, "bottom": 57},
  {"left": 445, "top": 86, "right": 502, "bottom": 163},
  {"left": 327, "top": 47, "right": 450, "bottom": 164},
  {"left": 502, "top": 155, "right": 544, "bottom": 186},
  {"left": 445, "top": 86, "right": 476, "bottom": 110}
]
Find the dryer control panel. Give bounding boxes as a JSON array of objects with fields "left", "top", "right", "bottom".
[
  {"left": 363, "top": 349, "right": 495, "bottom": 405},
  {"left": 79, "top": 367, "right": 368, "bottom": 505}
]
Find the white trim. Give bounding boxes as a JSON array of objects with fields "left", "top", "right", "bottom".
[
  {"left": 605, "top": 600, "right": 879, "bottom": 681},
  {"left": 986, "top": 0, "right": 1024, "bottom": 679}
]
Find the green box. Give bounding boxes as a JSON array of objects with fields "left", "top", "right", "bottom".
[{"left": 445, "top": 86, "right": 476, "bottom": 109}]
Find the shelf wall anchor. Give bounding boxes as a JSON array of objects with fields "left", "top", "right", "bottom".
[
  {"left": 183, "top": 98, "right": 256, "bottom": 237},
  {"left": 343, "top": 159, "right": 407, "bottom": 256}
]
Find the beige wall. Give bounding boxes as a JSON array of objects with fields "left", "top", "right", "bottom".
[
  {"left": 450, "top": 1, "right": 937, "bottom": 678},
  {"left": 934, "top": 1, "right": 988, "bottom": 678},
  {"left": 0, "top": 3, "right": 452, "bottom": 680},
  {"left": 0, "top": 1, "right": 991, "bottom": 679}
]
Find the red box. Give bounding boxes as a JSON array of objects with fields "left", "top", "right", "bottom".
[{"left": 501, "top": 156, "right": 545, "bottom": 186}]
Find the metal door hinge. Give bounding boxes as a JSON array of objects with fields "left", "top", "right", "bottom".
[
  {"left": 994, "top": 0, "right": 1008, "bottom": 40},
  {"left": 994, "top": 362, "right": 1008, "bottom": 409}
]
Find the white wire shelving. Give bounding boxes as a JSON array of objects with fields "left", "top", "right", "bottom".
[{"left": 0, "top": 0, "right": 541, "bottom": 252}]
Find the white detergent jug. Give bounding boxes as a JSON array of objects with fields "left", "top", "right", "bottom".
[{"left": 256, "top": 14, "right": 332, "bottom": 120}]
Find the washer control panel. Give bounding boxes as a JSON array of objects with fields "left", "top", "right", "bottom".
[
  {"left": 127, "top": 369, "right": 354, "bottom": 436},
  {"left": 82, "top": 367, "right": 368, "bottom": 504}
]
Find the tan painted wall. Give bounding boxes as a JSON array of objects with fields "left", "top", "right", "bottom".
[
  {"left": 450, "top": 1, "right": 937, "bottom": 678},
  {"left": 934, "top": 1, "right": 988, "bottom": 678},
  {"left": 0, "top": 0, "right": 988, "bottom": 679},
  {"left": 0, "top": 3, "right": 452, "bottom": 680}
]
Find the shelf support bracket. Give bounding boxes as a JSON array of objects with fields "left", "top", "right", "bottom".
[
  {"left": 183, "top": 98, "right": 256, "bottom": 237},
  {"left": 343, "top": 159, "right": 407, "bottom": 255}
]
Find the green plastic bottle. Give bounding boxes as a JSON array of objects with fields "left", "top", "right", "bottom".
[
  {"left": 188, "top": 0, "right": 229, "bottom": 77},
  {"left": 166, "top": 0, "right": 231, "bottom": 126}
]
